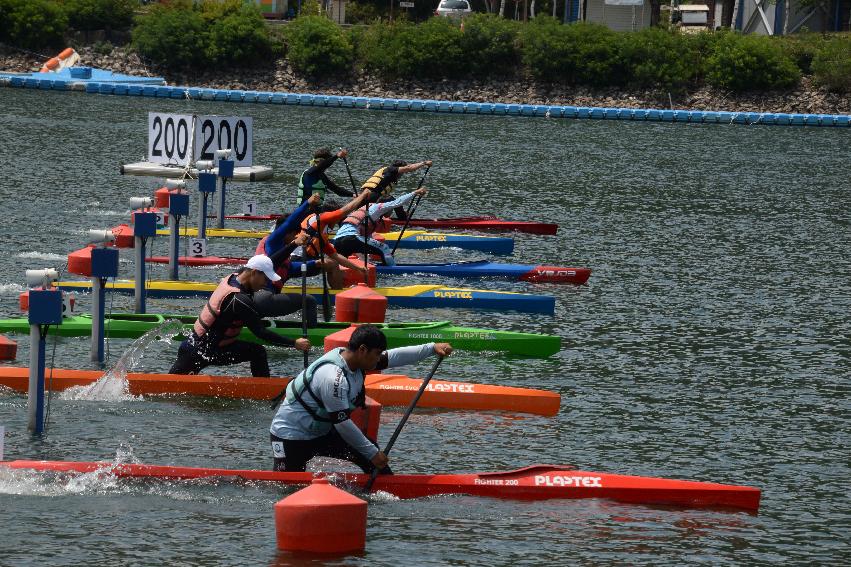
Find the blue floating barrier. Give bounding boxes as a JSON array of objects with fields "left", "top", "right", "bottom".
[
  {"left": 225, "top": 91, "right": 241, "bottom": 102},
  {"left": 284, "top": 93, "right": 298, "bottom": 104},
  {"left": 211, "top": 89, "right": 226, "bottom": 101},
  {"left": 519, "top": 105, "right": 534, "bottom": 116},
  {"left": 790, "top": 114, "right": 805, "bottom": 125},
  {"left": 803, "top": 114, "right": 818, "bottom": 126},
  {"left": 171, "top": 88, "right": 185, "bottom": 99},
  {"left": 670, "top": 110, "right": 683, "bottom": 122},
  {"left": 588, "top": 108, "right": 603, "bottom": 119},
  {"left": 422, "top": 100, "right": 436, "bottom": 111},
  {"left": 85, "top": 82, "right": 100, "bottom": 93},
  {"left": 99, "top": 83, "right": 114, "bottom": 94},
  {"left": 544, "top": 105, "right": 561, "bottom": 118},
  {"left": 760, "top": 113, "right": 776, "bottom": 124},
  {"left": 255, "top": 92, "right": 272, "bottom": 103},
  {"left": 574, "top": 107, "right": 589, "bottom": 119},
  {"left": 142, "top": 85, "right": 157, "bottom": 97},
  {"left": 271, "top": 93, "right": 285, "bottom": 104},
  {"left": 452, "top": 102, "right": 467, "bottom": 113},
  {"left": 464, "top": 102, "right": 481, "bottom": 113},
  {"left": 354, "top": 97, "right": 368, "bottom": 108},
  {"left": 36, "top": 79, "right": 52, "bottom": 90},
  {"left": 435, "top": 101, "right": 449, "bottom": 112},
  {"left": 24, "top": 78, "right": 39, "bottom": 88},
  {"left": 300, "top": 93, "right": 316, "bottom": 105},
  {"left": 507, "top": 104, "right": 521, "bottom": 115},
  {"left": 476, "top": 102, "right": 493, "bottom": 114},
  {"left": 113, "top": 84, "right": 128, "bottom": 95},
  {"left": 834, "top": 115, "right": 850, "bottom": 126},
  {"left": 127, "top": 85, "right": 142, "bottom": 96},
  {"left": 395, "top": 99, "right": 411, "bottom": 110},
  {"left": 339, "top": 95, "right": 355, "bottom": 107},
  {"left": 661, "top": 110, "right": 674, "bottom": 122},
  {"left": 379, "top": 99, "right": 397, "bottom": 110},
  {"left": 818, "top": 114, "right": 833, "bottom": 125},
  {"left": 367, "top": 97, "right": 383, "bottom": 108},
  {"left": 701, "top": 111, "right": 718, "bottom": 123},
  {"left": 325, "top": 95, "right": 341, "bottom": 106},
  {"left": 648, "top": 109, "right": 663, "bottom": 120},
  {"left": 186, "top": 87, "right": 201, "bottom": 98},
  {"left": 773, "top": 113, "right": 790, "bottom": 125},
  {"left": 490, "top": 103, "right": 506, "bottom": 114},
  {"left": 560, "top": 106, "right": 576, "bottom": 118},
  {"left": 155, "top": 86, "right": 171, "bottom": 97},
  {"left": 10, "top": 76, "right": 25, "bottom": 87},
  {"left": 51, "top": 80, "right": 67, "bottom": 91},
  {"left": 408, "top": 100, "right": 423, "bottom": 111}
]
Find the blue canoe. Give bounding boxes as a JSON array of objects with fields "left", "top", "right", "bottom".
[
  {"left": 377, "top": 260, "right": 591, "bottom": 284},
  {"left": 56, "top": 280, "right": 556, "bottom": 314}
]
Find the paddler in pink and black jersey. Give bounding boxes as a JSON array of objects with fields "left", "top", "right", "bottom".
[
  {"left": 269, "top": 324, "right": 452, "bottom": 473},
  {"left": 333, "top": 187, "right": 428, "bottom": 266},
  {"left": 169, "top": 255, "right": 311, "bottom": 377}
]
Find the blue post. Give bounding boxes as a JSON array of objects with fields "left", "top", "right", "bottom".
[
  {"left": 27, "top": 287, "right": 62, "bottom": 433},
  {"left": 90, "top": 247, "right": 119, "bottom": 363},
  {"left": 167, "top": 192, "right": 190, "bottom": 281},
  {"left": 215, "top": 159, "right": 235, "bottom": 230},
  {"left": 198, "top": 172, "right": 217, "bottom": 239},
  {"left": 132, "top": 211, "right": 157, "bottom": 314}
]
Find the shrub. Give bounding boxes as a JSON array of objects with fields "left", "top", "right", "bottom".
[
  {"left": 621, "top": 27, "right": 699, "bottom": 91},
  {"left": 781, "top": 32, "right": 828, "bottom": 75},
  {"left": 0, "top": 0, "right": 68, "bottom": 49},
  {"left": 204, "top": 3, "right": 273, "bottom": 67},
  {"left": 706, "top": 33, "right": 799, "bottom": 91},
  {"left": 61, "top": 0, "right": 136, "bottom": 31},
  {"left": 811, "top": 37, "right": 851, "bottom": 93},
  {"left": 521, "top": 19, "right": 624, "bottom": 87},
  {"left": 360, "top": 17, "right": 465, "bottom": 80},
  {"left": 346, "top": 0, "right": 384, "bottom": 24},
  {"left": 132, "top": 2, "right": 207, "bottom": 69},
  {"left": 458, "top": 13, "right": 520, "bottom": 78},
  {"left": 284, "top": 15, "right": 353, "bottom": 77}
]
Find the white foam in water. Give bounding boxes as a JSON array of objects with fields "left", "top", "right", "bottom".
[
  {"left": 15, "top": 252, "right": 67, "bottom": 261},
  {"left": 0, "top": 282, "right": 25, "bottom": 294},
  {"left": 60, "top": 319, "right": 185, "bottom": 402}
]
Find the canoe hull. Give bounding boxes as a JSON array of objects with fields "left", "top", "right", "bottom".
[
  {"left": 0, "top": 461, "right": 760, "bottom": 511},
  {"left": 54, "top": 281, "right": 556, "bottom": 314},
  {"left": 0, "top": 367, "right": 561, "bottom": 416}
]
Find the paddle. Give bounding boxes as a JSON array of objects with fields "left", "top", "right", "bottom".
[
  {"left": 300, "top": 262, "right": 308, "bottom": 370},
  {"left": 363, "top": 354, "right": 444, "bottom": 494},
  {"left": 390, "top": 164, "right": 430, "bottom": 256},
  {"left": 341, "top": 153, "right": 358, "bottom": 196},
  {"left": 315, "top": 212, "right": 332, "bottom": 322}
]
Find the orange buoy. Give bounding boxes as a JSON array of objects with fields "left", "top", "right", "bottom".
[
  {"left": 324, "top": 325, "right": 383, "bottom": 376},
  {"left": 274, "top": 478, "right": 367, "bottom": 553},
  {"left": 67, "top": 247, "right": 94, "bottom": 277},
  {"left": 108, "top": 224, "right": 135, "bottom": 248},
  {"left": 154, "top": 187, "right": 171, "bottom": 208},
  {"left": 350, "top": 396, "right": 381, "bottom": 442},
  {"left": 0, "top": 335, "right": 17, "bottom": 360},
  {"left": 39, "top": 48, "right": 79, "bottom": 73},
  {"left": 334, "top": 283, "right": 386, "bottom": 323},
  {"left": 341, "top": 256, "right": 376, "bottom": 287}
]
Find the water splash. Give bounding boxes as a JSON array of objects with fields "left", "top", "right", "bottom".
[
  {"left": 15, "top": 252, "right": 66, "bottom": 261},
  {"left": 0, "top": 282, "right": 25, "bottom": 295},
  {"left": 60, "top": 319, "right": 185, "bottom": 402}
]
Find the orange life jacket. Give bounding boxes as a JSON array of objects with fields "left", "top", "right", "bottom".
[
  {"left": 193, "top": 275, "right": 244, "bottom": 346},
  {"left": 341, "top": 207, "right": 376, "bottom": 238},
  {"left": 298, "top": 213, "right": 329, "bottom": 259}
]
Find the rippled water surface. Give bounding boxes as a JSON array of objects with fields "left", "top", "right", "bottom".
[{"left": 0, "top": 88, "right": 849, "bottom": 565}]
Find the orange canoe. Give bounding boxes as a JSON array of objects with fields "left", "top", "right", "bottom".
[{"left": 0, "top": 367, "right": 559, "bottom": 416}]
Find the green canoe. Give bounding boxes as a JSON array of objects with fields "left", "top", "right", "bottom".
[{"left": 0, "top": 314, "right": 559, "bottom": 358}]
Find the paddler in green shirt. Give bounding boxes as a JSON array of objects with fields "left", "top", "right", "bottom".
[{"left": 297, "top": 147, "right": 355, "bottom": 206}]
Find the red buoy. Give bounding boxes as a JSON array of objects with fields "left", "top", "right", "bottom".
[
  {"left": 0, "top": 335, "right": 17, "bottom": 360},
  {"left": 334, "top": 284, "right": 386, "bottom": 323},
  {"left": 323, "top": 325, "right": 357, "bottom": 353},
  {"left": 66, "top": 247, "right": 94, "bottom": 277},
  {"left": 340, "top": 256, "right": 376, "bottom": 288},
  {"left": 154, "top": 187, "right": 171, "bottom": 208},
  {"left": 274, "top": 478, "right": 367, "bottom": 553}
]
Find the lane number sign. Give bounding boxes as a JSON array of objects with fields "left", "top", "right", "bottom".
[
  {"left": 242, "top": 200, "right": 257, "bottom": 216},
  {"left": 148, "top": 113, "right": 253, "bottom": 167},
  {"left": 190, "top": 238, "right": 207, "bottom": 258}
]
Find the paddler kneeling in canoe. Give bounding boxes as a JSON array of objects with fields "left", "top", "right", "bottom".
[
  {"left": 169, "top": 255, "right": 311, "bottom": 377},
  {"left": 333, "top": 187, "right": 429, "bottom": 266},
  {"left": 270, "top": 324, "right": 452, "bottom": 473},
  {"left": 289, "top": 190, "right": 373, "bottom": 289}
]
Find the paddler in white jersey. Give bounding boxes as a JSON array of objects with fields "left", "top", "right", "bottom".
[{"left": 270, "top": 324, "right": 452, "bottom": 473}]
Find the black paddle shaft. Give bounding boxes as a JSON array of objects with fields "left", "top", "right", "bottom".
[
  {"left": 363, "top": 355, "right": 444, "bottom": 493},
  {"left": 390, "top": 165, "right": 431, "bottom": 256},
  {"left": 300, "top": 262, "right": 308, "bottom": 370},
  {"left": 342, "top": 154, "right": 358, "bottom": 196},
  {"left": 314, "top": 212, "right": 332, "bottom": 322}
]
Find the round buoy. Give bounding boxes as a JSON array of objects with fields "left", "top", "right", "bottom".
[
  {"left": 274, "top": 478, "right": 367, "bottom": 553},
  {"left": 334, "top": 283, "right": 387, "bottom": 323},
  {"left": 341, "top": 256, "right": 376, "bottom": 288},
  {"left": 323, "top": 324, "right": 357, "bottom": 353}
]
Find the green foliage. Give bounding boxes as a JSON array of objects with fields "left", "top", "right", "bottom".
[
  {"left": 706, "top": 32, "right": 800, "bottom": 92},
  {"left": 621, "top": 27, "right": 699, "bottom": 91},
  {"left": 284, "top": 15, "right": 353, "bottom": 77},
  {"left": 0, "top": 0, "right": 68, "bottom": 49},
  {"left": 781, "top": 32, "right": 828, "bottom": 75},
  {"left": 459, "top": 13, "right": 520, "bottom": 77},
  {"left": 132, "top": 2, "right": 207, "bottom": 69},
  {"left": 521, "top": 18, "right": 624, "bottom": 87},
  {"left": 360, "top": 17, "right": 465, "bottom": 80},
  {"left": 61, "top": 0, "right": 136, "bottom": 31},
  {"left": 346, "top": 0, "right": 384, "bottom": 24},
  {"left": 204, "top": 2, "right": 272, "bottom": 67},
  {"left": 811, "top": 37, "right": 851, "bottom": 93},
  {"left": 92, "top": 39, "right": 113, "bottom": 55}
]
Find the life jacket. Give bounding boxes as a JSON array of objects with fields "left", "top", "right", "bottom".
[
  {"left": 192, "top": 275, "right": 244, "bottom": 346},
  {"left": 297, "top": 164, "right": 327, "bottom": 205},
  {"left": 341, "top": 207, "right": 376, "bottom": 238},
  {"left": 297, "top": 213, "right": 328, "bottom": 259},
  {"left": 285, "top": 348, "right": 365, "bottom": 424},
  {"left": 361, "top": 166, "right": 396, "bottom": 199}
]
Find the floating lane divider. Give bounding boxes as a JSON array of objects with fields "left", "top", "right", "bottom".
[
  {"left": 55, "top": 280, "right": 556, "bottom": 314},
  {"left": 1, "top": 67, "right": 848, "bottom": 128}
]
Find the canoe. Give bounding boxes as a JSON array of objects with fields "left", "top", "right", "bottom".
[
  {"left": 217, "top": 214, "right": 558, "bottom": 235},
  {"left": 55, "top": 281, "right": 556, "bottom": 314},
  {"left": 145, "top": 257, "right": 591, "bottom": 285},
  {"left": 0, "top": 315, "right": 561, "bottom": 357},
  {"left": 155, "top": 228, "right": 514, "bottom": 254},
  {"left": 0, "top": 367, "right": 561, "bottom": 416},
  {"left": 0, "top": 460, "right": 760, "bottom": 510}
]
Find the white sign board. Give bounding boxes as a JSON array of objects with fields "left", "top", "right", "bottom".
[
  {"left": 148, "top": 113, "right": 193, "bottom": 166},
  {"left": 148, "top": 113, "right": 254, "bottom": 167},
  {"left": 190, "top": 238, "right": 207, "bottom": 258},
  {"left": 242, "top": 200, "right": 258, "bottom": 216},
  {"left": 194, "top": 115, "right": 253, "bottom": 167},
  {"left": 399, "top": 1, "right": 415, "bottom": 6}
]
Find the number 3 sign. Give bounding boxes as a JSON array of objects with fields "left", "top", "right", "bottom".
[{"left": 148, "top": 113, "right": 253, "bottom": 167}]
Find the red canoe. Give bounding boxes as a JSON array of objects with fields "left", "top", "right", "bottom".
[
  {"left": 0, "top": 460, "right": 760, "bottom": 511},
  {"left": 216, "top": 214, "right": 558, "bottom": 235}
]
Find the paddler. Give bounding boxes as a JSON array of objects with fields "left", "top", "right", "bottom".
[
  {"left": 333, "top": 187, "right": 429, "bottom": 266},
  {"left": 270, "top": 324, "right": 452, "bottom": 473},
  {"left": 297, "top": 148, "right": 355, "bottom": 206},
  {"left": 290, "top": 191, "right": 373, "bottom": 289},
  {"left": 169, "top": 255, "right": 311, "bottom": 377},
  {"left": 361, "top": 159, "right": 432, "bottom": 219}
]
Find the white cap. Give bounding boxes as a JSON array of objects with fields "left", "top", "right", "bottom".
[{"left": 245, "top": 255, "right": 281, "bottom": 282}]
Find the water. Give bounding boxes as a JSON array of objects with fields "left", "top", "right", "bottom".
[{"left": 0, "top": 88, "right": 849, "bottom": 564}]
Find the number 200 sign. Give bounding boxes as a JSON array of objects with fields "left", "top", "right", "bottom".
[{"left": 148, "top": 113, "right": 253, "bottom": 167}]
